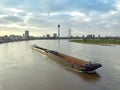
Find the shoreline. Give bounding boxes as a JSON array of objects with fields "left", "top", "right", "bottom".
[{"left": 70, "top": 39, "right": 120, "bottom": 45}]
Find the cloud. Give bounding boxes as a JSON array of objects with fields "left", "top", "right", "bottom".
[
  {"left": 1, "top": 15, "right": 23, "bottom": 23},
  {"left": 0, "top": 0, "right": 22, "bottom": 8},
  {"left": 115, "top": 0, "right": 120, "bottom": 11},
  {"left": 0, "top": 0, "right": 120, "bottom": 36},
  {"left": 6, "top": 8, "right": 23, "bottom": 13},
  {"left": 40, "top": 0, "right": 116, "bottom": 13}
]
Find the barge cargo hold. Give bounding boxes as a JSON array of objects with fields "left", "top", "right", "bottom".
[{"left": 32, "top": 45, "right": 102, "bottom": 73}]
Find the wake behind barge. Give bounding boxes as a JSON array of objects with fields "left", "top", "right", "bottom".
[{"left": 32, "top": 45, "right": 102, "bottom": 73}]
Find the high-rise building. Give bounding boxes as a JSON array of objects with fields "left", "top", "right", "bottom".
[
  {"left": 24, "top": 30, "right": 29, "bottom": 39},
  {"left": 68, "top": 28, "right": 71, "bottom": 38},
  {"left": 53, "top": 33, "right": 57, "bottom": 38},
  {"left": 47, "top": 34, "right": 50, "bottom": 38}
]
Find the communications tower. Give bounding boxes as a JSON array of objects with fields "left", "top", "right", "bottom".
[{"left": 58, "top": 24, "right": 60, "bottom": 38}]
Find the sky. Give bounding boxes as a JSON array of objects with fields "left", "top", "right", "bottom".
[{"left": 0, "top": 0, "right": 120, "bottom": 37}]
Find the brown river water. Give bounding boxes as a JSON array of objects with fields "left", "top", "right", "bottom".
[{"left": 0, "top": 40, "right": 120, "bottom": 90}]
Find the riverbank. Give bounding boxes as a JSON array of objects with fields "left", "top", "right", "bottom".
[{"left": 70, "top": 39, "right": 120, "bottom": 45}]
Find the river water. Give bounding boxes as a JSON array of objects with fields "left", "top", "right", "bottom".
[{"left": 0, "top": 40, "right": 120, "bottom": 90}]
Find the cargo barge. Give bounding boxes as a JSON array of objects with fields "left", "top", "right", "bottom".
[{"left": 32, "top": 45, "right": 102, "bottom": 73}]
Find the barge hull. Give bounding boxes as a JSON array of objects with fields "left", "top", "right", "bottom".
[{"left": 32, "top": 45, "right": 102, "bottom": 72}]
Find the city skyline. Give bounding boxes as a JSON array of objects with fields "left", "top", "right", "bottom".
[{"left": 0, "top": 0, "right": 120, "bottom": 36}]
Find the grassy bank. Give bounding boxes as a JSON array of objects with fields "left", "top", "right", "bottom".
[{"left": 70, "top": 39, "right": 120, "bottom": 45}]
